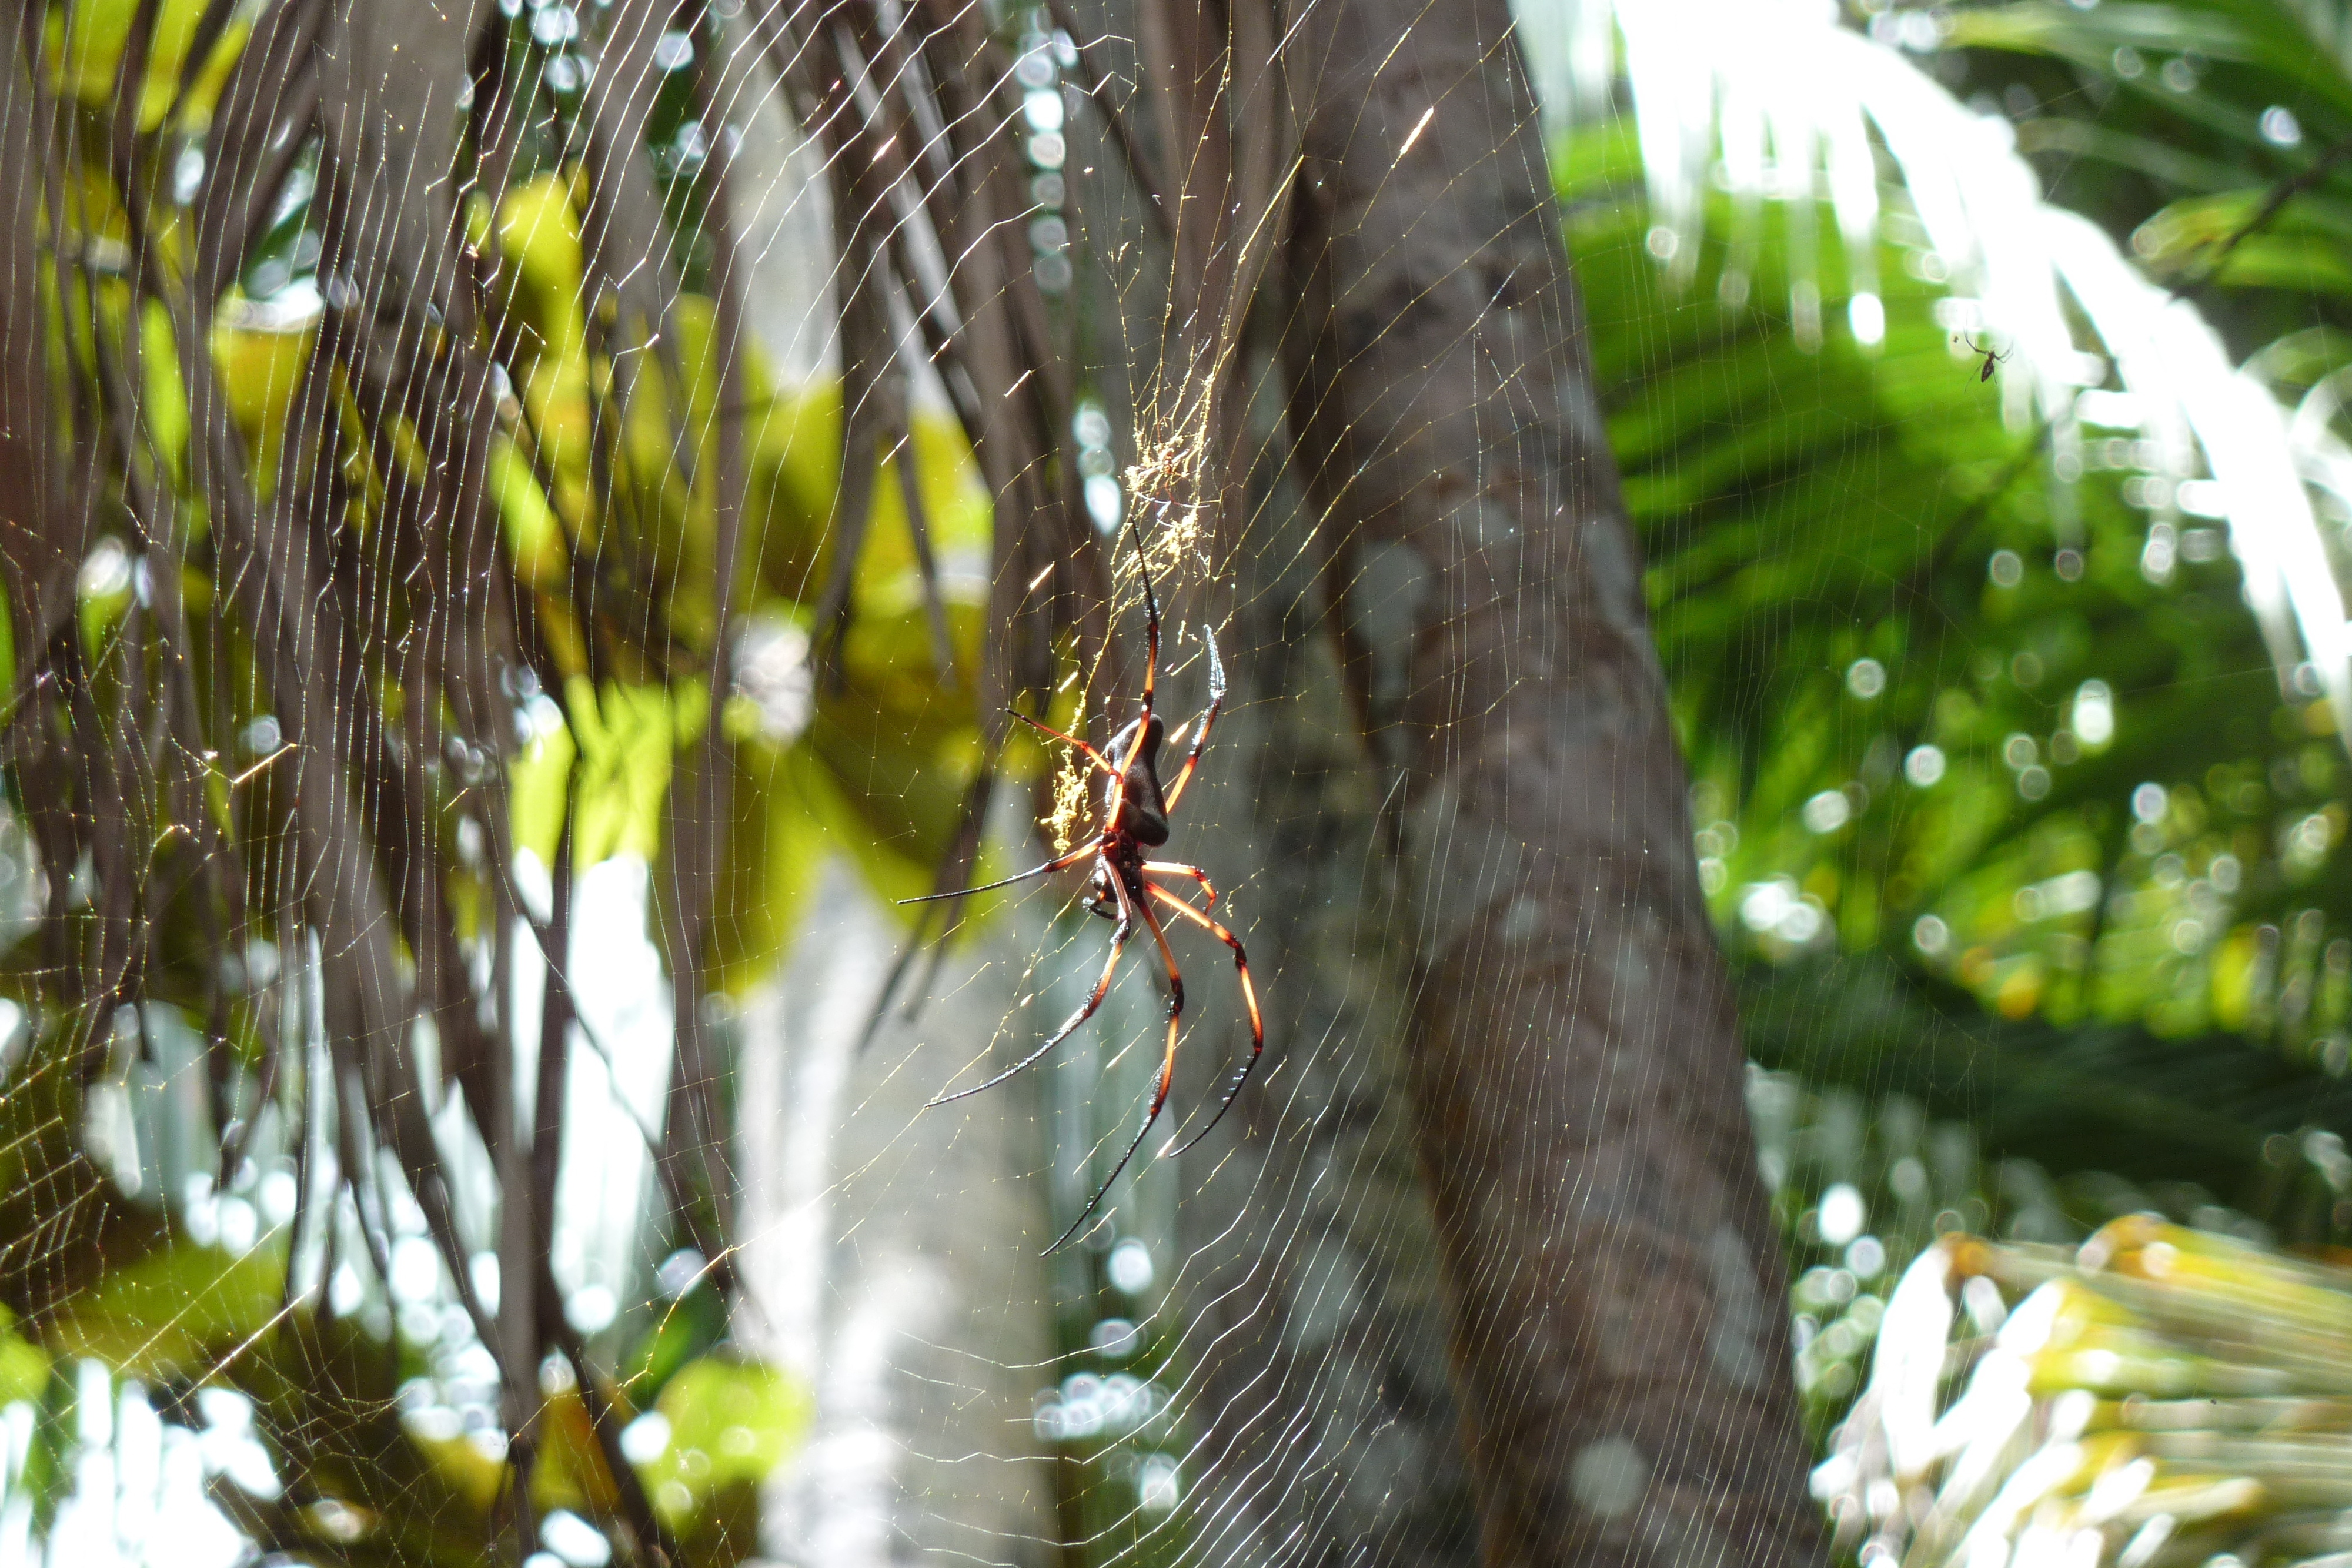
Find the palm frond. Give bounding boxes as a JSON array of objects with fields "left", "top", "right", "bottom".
[{"left": 1536, "top": 0, "right": 2352, "bottom": 737}]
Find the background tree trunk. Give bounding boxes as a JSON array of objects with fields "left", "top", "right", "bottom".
[
  {"left": 732, "top": 2, "right": 1824, "bottom": 1560},
  {"left": 739, "top": 861, "right": 1060, "bottom": 1568},
  {"left": 1168, "top": 503, "right": 1488, "bottom": 1566},
  {"left": 1051, "top": 13, "right": 1486, "bottom": 1557},
  {"left": 1275, "top": 2, "right": 1823, "bottom": 1562}
]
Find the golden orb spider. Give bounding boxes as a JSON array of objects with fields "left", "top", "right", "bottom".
[{"left": 904, "top": 521, "right": 1262, "bottom": 1253}]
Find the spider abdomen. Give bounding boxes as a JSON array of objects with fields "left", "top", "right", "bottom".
[{"left": 1103, "top": 716, "right": 1171, "bottom": 845}]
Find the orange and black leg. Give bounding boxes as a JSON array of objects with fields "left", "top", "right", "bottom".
[
  {"left": 1142, "top": 860, "right": 1217, "bottom": 908},
  {"left": 1162, "top": 627, "right": 1226, "bottom": 811},
  {"left": 1129, "top": 516, "right": 1161, "bottom": 730},
  {"left": 1148, "top": 882, "right": 1263, "bottom": 1157},
  {"left": 1047, "top": 885, "right": 1185, "bottom": 1254},
  {"left": 1009, "top": 710, "right": 1118, "bottom": 776},
  {"left": 898, "top": 841, "right": 1093, "bottom": 905},
  {"left": 928, "top": 897, "right": 1131, "bottom": 1106}
]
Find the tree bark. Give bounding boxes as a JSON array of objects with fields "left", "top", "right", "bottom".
[
  {"left": 1172, "top": 501, "right": 1488, "bottom": 1566},
  {"left": 1043, "top": 12, "right": 1483, "bottom": 1556},
  {"left": 1276, "top": 2, "right": 1823, "bottom": 1563}
]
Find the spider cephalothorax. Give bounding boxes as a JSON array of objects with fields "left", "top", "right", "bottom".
[{"left": 905, "top": 520, "right": 1262, "bottom": 1253}]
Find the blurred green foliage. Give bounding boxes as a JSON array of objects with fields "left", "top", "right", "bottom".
[
  {"left": 1574, "top": 0, "right": 2352, "bottom": 1481},
  {"left": 1564, "top": 108, "right": 2352, "bottom": 1077}
]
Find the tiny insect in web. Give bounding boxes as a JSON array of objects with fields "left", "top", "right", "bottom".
[
  {"left": 901, "top": 517, "right": 1263, "bottom": 1255},
  {"left": 1959, "top": 332, "right": 2012, "bottom": 382}
]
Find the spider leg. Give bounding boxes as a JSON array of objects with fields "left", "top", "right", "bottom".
[
  {"left": 1160, "top": 626, "right": 1225, "bottom": 813},
  {"left": 897, "top": 841, "right": 1093, "bottom": 905},
  {"left": 1147, "top": 882, "right": 1264, "bottom": 1158},
  {"left": 928, "top": 899, "right": 1130, "bottom": 1106},
  {"left": 1044, "top": 888, "right": 1184, "bottom": 1255},
  {"left": 1094, "top": 519, "right": 1165, "bottom": 838},
  {"left": 1127, "top": 514, "right": 1160, "bottom": 724},
  {"left": 1008, "top": 710, "right": 1118, "bottom": 776},
  {"left": 1142, "top": 861, "right": 1216, "bottom": 908}
]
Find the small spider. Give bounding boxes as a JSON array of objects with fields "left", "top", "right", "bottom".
[
  {"left": 1960, "top": 332, "right": 2012, "bottom": 383},
  {"left": 904, "top": 520, "right": 1262, "bottom": 1253}
]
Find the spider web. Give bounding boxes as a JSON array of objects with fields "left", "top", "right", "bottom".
[{"left": 11, "top": 1, "right": 2352, "bottom": 1567}]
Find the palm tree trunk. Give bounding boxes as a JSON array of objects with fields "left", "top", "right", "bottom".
[
  {"left": 1275, "top": 2, "right": 1822, "bottom": 1561},
  {"left": 1043, "top": 12, "right": 1481, "bottom": 1553},
  {"left": 1171, "top": 512, "right": 1489, "bottom": 1562}
]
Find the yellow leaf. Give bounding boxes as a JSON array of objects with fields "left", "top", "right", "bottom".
[
  {"left": 142, "top": 298, "right": 188, "bottom": 482},
  {"left": 43, "top": 1240, "right": 286, "bottom": 1380},
  {"left": 509, "top": 703, "right": 577, "bottom": 867},
  {"left": 2211, "top": 927, "right": 2259, "bottom": 1032},
  {"left": 46, "top": 0, "right": 217, "bottom": 129},
  {"left": 490, "top": 435, "right": 564, "bottom": 589},
  {"left": 495, "top": 173, "right": 587, "bottom": 369},
  {"left": 708, "top": 744, "right": 833, "bottom": 992},
  {"left": 211, "top": 302, "right": 319, "bottom": 498},
  {"left": 0, "top": 1306, "right": 49, "bottom": 1407},
  {"left": 566, "top": 678, "right": 679, "bottom": 868},
  {"left": 642, "top": 1355, "right": 810, "bottom": 1523},
  {"left": 523, "top": 346, "right": 595, "bottom": 492},
  {"left": 406, "top": 1427, "right": 505, "bottom": 1517}
]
